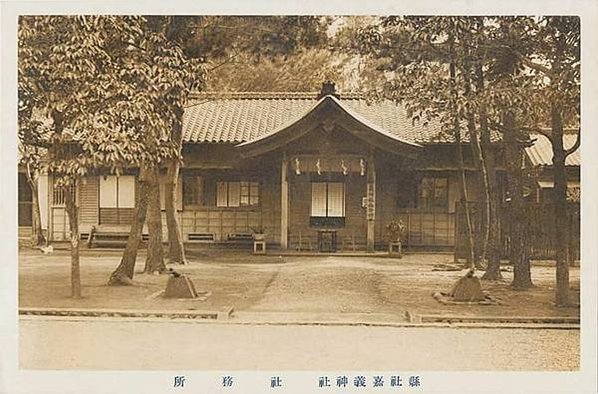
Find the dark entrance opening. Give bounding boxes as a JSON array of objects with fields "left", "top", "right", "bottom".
[{"left": 18, "top": 172, "right": 33, "bottom": 226}]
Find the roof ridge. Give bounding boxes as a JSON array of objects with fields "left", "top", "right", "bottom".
[{"left": 189, "top": 91, "right": 366, "bottom": 100}]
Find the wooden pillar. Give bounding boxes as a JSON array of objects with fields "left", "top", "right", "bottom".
[
  {"left": 48, "top": 173, "right": 54, "bottom": 242},
  {"left": 280, "top": 153, "right": 289, "bottom": 249},
  {"left": 366, "top": 152, "right": 376, "bottom": 253}
]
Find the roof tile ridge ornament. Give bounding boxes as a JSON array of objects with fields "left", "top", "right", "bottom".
[
  {"left": 317, "top": 80, "right": 340, "bottom": 100},
  {"left": 188, "top": 91, "right": 319, "bottom": 100},
  {"left": 187, "top": 89, "right": 366, "bottom": 101}
]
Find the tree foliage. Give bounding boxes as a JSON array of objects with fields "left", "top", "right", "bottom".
[
  {"left": 207, "top": 48, "right": 352, "bottom": 92},
  {"left": 19, "top": 15, "right": 205, "bottom": 294},
  {"left": 19, "top": 16, "right": 183, "bottom": 178},
  {"left": 350, "top": 16, "right": 580, "bottom": 296}
]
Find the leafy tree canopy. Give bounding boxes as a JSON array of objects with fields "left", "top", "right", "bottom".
[{"left": 18, "top": 15, "right": 205, "bottom": 184}]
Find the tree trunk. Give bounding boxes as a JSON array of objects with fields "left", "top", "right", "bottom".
[
  {"left": 470, "top": 60, "right": 502, "bottom": 280},
  {"left": 568, "top": 208, "right": 578, "bottom": 267},
  {"left": 551, "top": 104, "right": 570, "bottom": 306},
  {"left": 165, "top": 160, "right": 186, "bottom": 264},
  {"left": 26, "top": 172, "right": 46, "bottom": 247},
  {"left": 463, "top": 59, "right": 488, "bottom": 269},
  {"left": 108, "top": 166, "right": 151, "bottom": 285},
  {"left": 449, "top": 48, "right": 475, "bottom": 269},
  {"left": 64, "top": 184, "right": 81, "bottom": 298},
  {"left": 456, "top": 146, "right": 475, "bottom": 270},
  {"left": 49, "top": 109, "right": 82, "bottom": 297},
  {"left": 144, "top": 166, "right": 165, "bottom": 274},
  {"left": 467, "top": 111, "right": 489, "bottom": 269},
  {"left": 503, "top": 111, "right": 533, "bottom": 290},
  {"left": 165, "top": 106, "right": 187, "bottom": 264},
  {"left": 480, "top": 107, "right": 503, "bottom": 281}
]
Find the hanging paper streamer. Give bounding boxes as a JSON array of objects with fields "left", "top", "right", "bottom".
[
  {"left": 294, "top": 157, "right": 301, "bottom": 175},
  {"left": 360, "top": 159, "right": 366, "bottom": 176},
  {"left": 341, "top": 159, "right": 348, "bottom": 176},
  {"left": 316, "top": 159, "right": 322, "bottom": 175}
]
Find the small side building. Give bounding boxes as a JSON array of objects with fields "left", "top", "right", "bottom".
[{"left": 525, "top": 133, "right": 581, "bottom": 204}]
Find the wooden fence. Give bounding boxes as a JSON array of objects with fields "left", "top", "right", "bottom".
[{"left": 455, "top": 201, "right": 580, "bottom": 261}]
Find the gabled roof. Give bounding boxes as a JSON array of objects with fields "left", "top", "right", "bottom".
[
  {"left": 526, "top": 133, "right": 581, "bottom": 167},
  {"left": 182, "top": 91, "right": 501, "bottom": 145},
  {"left": 236, "top": 95, "right": 422, "bottom": 157}
]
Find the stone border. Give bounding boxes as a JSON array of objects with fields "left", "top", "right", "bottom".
[
  {"left": 18, "top": 308, "right": 579, "bottom": 329},
  {"left": 413, "top": 313, "right": 580, "bottom": 325},
  {"left": 19, "top": 307, "right": 234, "bottom": 320}
]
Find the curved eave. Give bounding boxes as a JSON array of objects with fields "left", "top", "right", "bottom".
[{"left": 236, "top": 95, "right": 422, "bottom": 158}]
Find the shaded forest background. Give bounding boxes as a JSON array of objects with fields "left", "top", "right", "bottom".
[{"left": 204, "top": 16, "right": 377, "bottom": 92}]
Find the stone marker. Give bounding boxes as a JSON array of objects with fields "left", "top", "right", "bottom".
[
  {"left": 164, "top": 275, "right": 198, "bottom": 299},
  {"left": 449, "top": 270, "right": 486, "bottom": 302}
]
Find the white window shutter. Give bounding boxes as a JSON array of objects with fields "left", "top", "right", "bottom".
[
  {"left": 99, "top": 176, "right": 117, "bottom": 208},
  {"left": 327, "top": 182, "right": 345, "bottom": 217},
  {"left": 250, "top": 182, "right": 259, "bottom": 205},
  {"left": 311, "top": 183, "right": 327, "bottom": 216},
  {"left": 216, "top": 182, "right": 228, "bottom": 207},
  {"left": 118, "top": 176, "right": 136, "bottom": 208},
  {"left": 228, "top": 182, "right": 241, "bottom": 207}
]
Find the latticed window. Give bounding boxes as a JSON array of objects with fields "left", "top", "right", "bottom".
[
  {"left": 418, "top": 177, "right": 448, "bottom": 210},
  {"left": 216, "top": 181, "right": 259, "bottom": 207},
  {"left": 397, "top": 174, "right": 418, "bottom": 209},
  {"left": 52, "top": 182, "right": 76, "bottom": 205},
  {"left": 183, "top": 175, "right": 204, "bottom": 206}
]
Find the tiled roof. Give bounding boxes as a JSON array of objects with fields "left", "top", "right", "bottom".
[
  {"left": 526, "top": 133, "right": 581, "bottom": 167},
  {"left": 182, "top": 92, "right": 499, "bottom": 145}
]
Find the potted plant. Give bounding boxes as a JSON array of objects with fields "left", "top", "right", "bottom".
[
  {"left": 252, "top": 227, "right": 265, "bottom": 241},
  {"left": 386, "top": 219, "right": 406, "bottom": 243}
]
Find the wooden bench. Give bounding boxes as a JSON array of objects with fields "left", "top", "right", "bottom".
[
  {"left": 227, "top": 233, "right": 254, "bottom": 243},
  {"left": 89, "top": 231, "right": 130, "bottom": 248},
  {"left": 187, "top": 233, "right": 215, "bottom": 243},
  {"left": 87, "top": 225, "right": 147, "bottom": 248}
]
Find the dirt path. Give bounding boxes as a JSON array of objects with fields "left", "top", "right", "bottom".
[{"left": 249, "top": 257, "right": 399, "bottom": 316}]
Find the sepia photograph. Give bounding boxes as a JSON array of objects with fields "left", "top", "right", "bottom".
[{"left": 1, "top": 3, "right": 597, "bottom": 393}]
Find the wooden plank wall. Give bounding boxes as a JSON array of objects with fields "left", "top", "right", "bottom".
[
  {"left": 454, "top": 202, "right": 580, "bottom": 260},
  {"left": 99, "top": 208, "right": 135, "bottom": 225},
  {"left": 46, "top": 168, "right": 476, "bottom": 249},
  {"left": 376, "top": 170, "right": 461, "bottom": 247},
  {"left": 260, "top": 174, "right": 281, "bottom": 243},
  {"left": 78, "top": 176, "right": 99, "bottom": 231},
  {"left": 174, "top": 209, "right": 262, "bottom": 242}
]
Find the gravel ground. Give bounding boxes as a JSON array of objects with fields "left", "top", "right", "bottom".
[{"left": 19, "top": 318, "right": 580, "bottom": 370}]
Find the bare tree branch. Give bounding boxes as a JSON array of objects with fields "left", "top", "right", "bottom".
[
  {"left": 564, "top": 129, "right": 581, "bottom": 157},
  {"left": 514, "top": 51, "right": 554, "bottom": 77},
  {"left": 521, "top": 126, "right": 552, "bottom": 141}
]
